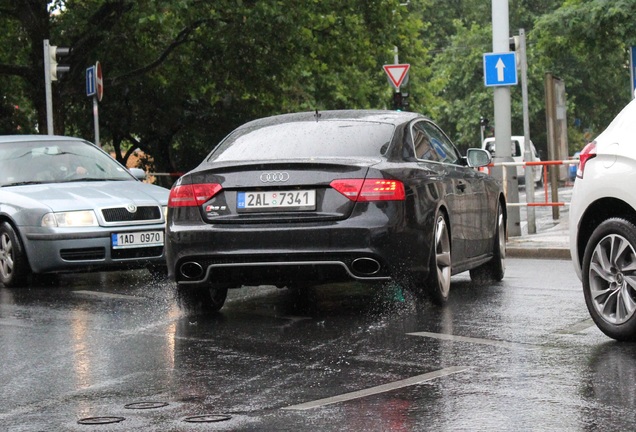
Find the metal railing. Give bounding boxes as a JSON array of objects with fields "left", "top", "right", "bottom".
[
  {"left": 485, "top": 159, "right": 579, "bottom": 207},
  {"left": 484, "top": 159, "right": 579, "bottom": 235}
]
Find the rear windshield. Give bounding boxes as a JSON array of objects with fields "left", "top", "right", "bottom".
[{"left": 207, "top": 121, "right": 395, "bottom": 162}]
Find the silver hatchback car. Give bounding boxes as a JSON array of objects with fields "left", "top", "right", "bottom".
[{"left": 0, "top": 135, "right": 169, "bottom": 287}]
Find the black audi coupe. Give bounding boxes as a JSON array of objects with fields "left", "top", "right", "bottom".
[{"left": 166, "top": 110, "right": 506, "bottom": 312}]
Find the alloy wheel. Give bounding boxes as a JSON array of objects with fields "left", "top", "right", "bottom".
[
  {"left": 434, "top": 215, "right": 452, "bottom": 299},
  {"left": 0, "top": 232, "right": 14, "bottom": 281},
  {"left": 588, "top": 233, "right": 636, "bottom": 325}
]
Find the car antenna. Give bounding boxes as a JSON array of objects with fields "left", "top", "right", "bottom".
[{"left": 314, "top": 109, "right": 321, "bottom": 121}]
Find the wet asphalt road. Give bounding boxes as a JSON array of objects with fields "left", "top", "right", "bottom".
[{"left": 1, "top": 258, "right": 635, "bottom": 432}]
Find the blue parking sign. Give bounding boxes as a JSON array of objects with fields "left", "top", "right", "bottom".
[
  {"left": 483, "top": 52, "right": 518, "bottom": 87},
  {"left": 86, "top": 65, "right": 96, "bottom": 97}
]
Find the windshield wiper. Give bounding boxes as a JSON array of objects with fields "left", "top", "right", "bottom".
[
  {"left": 62, "top": 178, "right": 108, "bottom": 182},
  {"left": 1, "top": 181, "right": 45, "bottom": 187}
]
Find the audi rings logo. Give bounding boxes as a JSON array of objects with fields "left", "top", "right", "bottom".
[{"left": 260, "top": 172, "right": 290, "bottom": 183}]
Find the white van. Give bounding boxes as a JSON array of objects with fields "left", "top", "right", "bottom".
[{"left": 482, "top": 136, "right": 543, "bottom": 186}]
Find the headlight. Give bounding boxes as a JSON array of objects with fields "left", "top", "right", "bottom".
[
  {"left": 162, "top": 205, "right": 168, "bottom": 220},
  {"left": 41, "top": 211, "right": 98, "bottom": 227}
]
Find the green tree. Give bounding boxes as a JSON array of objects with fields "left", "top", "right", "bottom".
[
  {"left": 0, "top": 0, "right": 431, "bottom": 184},
  {"left": 534, "top": 0, "right": 636, "bottom": 152}
]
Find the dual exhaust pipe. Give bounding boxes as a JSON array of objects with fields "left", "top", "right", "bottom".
[{"left": 179, "top": 257, "right": 382, "bottom": 280}]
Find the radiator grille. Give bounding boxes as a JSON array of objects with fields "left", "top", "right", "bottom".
[{"left": 101, "top": 206, "right": 161, "bottom": 223}]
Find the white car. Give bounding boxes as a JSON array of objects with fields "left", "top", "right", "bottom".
[
  {"left": 569, "top": 98, "right": 636, "bottom": 341},
  {"left": 482, "top": 136, "right": 543, "bottom": 185}
]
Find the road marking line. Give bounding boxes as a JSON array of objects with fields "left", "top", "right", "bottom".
[
  {"left": 0, "top": 318, "right": 34, "bottom": 328},
  {"left": 556, "top": 318, "right": 596, "bottom": 334},
  {"left": 282, "top": 366, "right": 469, "bottom": 411},
  {"left": 73, "top": 290, "right": 143, "bottom": 300},
  {"left": 407, "top": 331, "right": 534, "bottom": 349}
]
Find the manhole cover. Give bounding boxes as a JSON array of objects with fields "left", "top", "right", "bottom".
[
  {"left": 77, "top": 416, "right": 125, "bottom": 425},
  {"left": 183, "top": 414, "right": 232, "bottom": 423},
  {"left": 124, "top": 401, "right": 169, "bottom": 410}
]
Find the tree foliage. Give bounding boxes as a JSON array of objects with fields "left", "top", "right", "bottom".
[
  {"left": 1, "top": 0, "right": 431, "bottom": 185},
  {"left": 1, "top": 0, "right": 634, "bottom": 182},
  {"left": 533, "top": 0, "right": 636, "bottom": 151}
]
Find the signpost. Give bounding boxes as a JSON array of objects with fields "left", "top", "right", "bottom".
[
  {"left": 86, "top": 65, "right": 96, "bottom": 97},
  {"left": 483, "top": 52, "right": 518, "bottom": 87},
  {"left": 383, "top": 64, "right": 410, "bottom": 89},
  {"left": 630, "top": 46, "right": 636, "bottom": 98},
  {"left": 86, "top": 61, "right": 102, "bottom": 147},
  {"left": 489, "top": 0, "right": 520, "bottom": 236}
]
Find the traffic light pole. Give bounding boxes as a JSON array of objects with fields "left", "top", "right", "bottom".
[{"left": 43, "top": 39, "right": 55, "bottom": 135}]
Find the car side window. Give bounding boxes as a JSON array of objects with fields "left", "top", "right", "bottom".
[
  {"left": 412, "top": 122, "right": 439, "bottom": 162},
  {"left": 415, "top": 121, "right": 460, "bottom": 164}
]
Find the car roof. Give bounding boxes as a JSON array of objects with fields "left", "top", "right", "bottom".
[
  {"left": 0, "top": 135, "right": 91, "bottom": 145},
  {"left": 236, "top": 110, "right": 422, "bottom": 130},
  {"left": 484, "top": 136, "right": 527, "bottom": 142}
]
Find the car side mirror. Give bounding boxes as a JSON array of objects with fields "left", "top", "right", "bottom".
[
  {"left": 129, "top": 167, "right": 147, "bottom": 180},
  {"left": 466, "top": 148, "right": 492, "bottom": 168}
]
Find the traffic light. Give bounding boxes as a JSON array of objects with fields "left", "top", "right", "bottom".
[
  {"left": 48, "top": 45, "right": 71, "bottom": 81},
  {"left": 392, "top": 91, "right": 409, "bottom": 111},
  {"left": 392, "top": 91, "right": 403, "bottom": 110},
  {"left": 509, "top": 36, "right": 519, "bottom": 52},
  {"left": 401, "top": 92, "right": 410, "bottom": 110},
  {"left": 480, "top": 117, "right": 489, "bottom": 128}
]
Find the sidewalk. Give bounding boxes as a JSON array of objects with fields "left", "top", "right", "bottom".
[{"left": 506, "top": 209, "right": 571, "bottom": 260}]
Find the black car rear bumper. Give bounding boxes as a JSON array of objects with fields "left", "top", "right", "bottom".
[{"left": 166, "top": 208, "right": 432, "bottom": 288}]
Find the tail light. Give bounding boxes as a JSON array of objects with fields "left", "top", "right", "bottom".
[
  {"left": 331, "top": 179, "right": 405, "bottom": 201},
  {"left": 576, "top": 141, "right": 597, "bottom": 179},
  {"left": 169, "top": 183, "right": 223, "bottom": 207}
]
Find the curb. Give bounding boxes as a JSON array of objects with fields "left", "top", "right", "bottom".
[{"left": 507, "top": 246, "right": 571, "bottom": 260}]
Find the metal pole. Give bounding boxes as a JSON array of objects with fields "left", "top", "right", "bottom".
[
  {"left": 544, "top": 73, "right": 560, "bottom": 220},
  {"left": 492, "top": 0, "right": 520, "bottom": 236},
  {"left": 393, "top": 46, "right": 400, "bottom": 93},
  {"left": 93, "top": 96, "right": 100, "bottom": 147},
  {"left": 43, "top": 39, "right": 54, "bottom": 135},
  {"left": 630, "top": 46, "right": 635, "bottom": 99},
  {"left": 519, "top": 29, "right": 536, "bottom": 234}
]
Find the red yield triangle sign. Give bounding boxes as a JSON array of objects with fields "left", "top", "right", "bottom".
[{"left": 383, "top": 64, "right": 410, "bottom": 89}]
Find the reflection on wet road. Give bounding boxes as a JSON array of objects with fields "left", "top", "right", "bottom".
[{"left": 0, "top": 259, "right": 635, "bottom": 431}]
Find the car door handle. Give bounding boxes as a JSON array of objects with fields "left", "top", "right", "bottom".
[{"left": 456, "top": 181, "right": 467, "bottom": 192}]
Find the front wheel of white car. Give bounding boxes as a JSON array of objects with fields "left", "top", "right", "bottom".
[{"left": 582, "top": 218, "right": 636, "bottom": 341}]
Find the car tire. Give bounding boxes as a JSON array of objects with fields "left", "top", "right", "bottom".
[
  {"left": 470, "top": 204, "right": 506, "bottom": 283},
  {"left": 426, "top": 212, "right": 452, "bottom": 305},
  {"left": 176, "top": 283, "right": 228, "bottom": 314},
  {"left": 0, "top": 222, "right": 30, "bottom": 287},
  {"left": 582, "top": 218, "right": 636, "bottom": 341}
]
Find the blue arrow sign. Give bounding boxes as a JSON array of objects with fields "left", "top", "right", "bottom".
[
  {"left": 483, "top": 52, "right": 518, "bottom": 87},
  {"left": 86, "top": 65, "right": 96, "bottom": 97}
]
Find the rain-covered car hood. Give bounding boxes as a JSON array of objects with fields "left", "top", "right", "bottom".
[{"left": 0, "top": 180, "right": 168, "bottom": 223}]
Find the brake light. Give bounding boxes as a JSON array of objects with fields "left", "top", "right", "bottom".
[
  {"left": 576, "top": 141, "right": 597, "bottom": 179},
  {"left": 168, "top": 183, "right": 223, "bottom": 207},
  {"left": 331, "top": 179, "right": 405, "bottom": 201}
]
